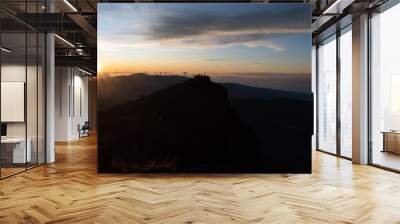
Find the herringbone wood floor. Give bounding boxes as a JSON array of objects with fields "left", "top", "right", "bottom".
[{"left": 1, "top": 135, "right": 400, "bottom": 224}]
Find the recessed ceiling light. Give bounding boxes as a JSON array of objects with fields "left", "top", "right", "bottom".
[
  {"left": 322, "top": 0, "right": 355, "bottom": 15},
  {"left": 1, "top": 47, "right": 11, "bottom": 53},
  {"left": 78, "top": 67, "right": 93, "bottom": 76},
  {"left": 54, "top": 34, "right": 75, "bottom": 48},
  {"left": 63, "top": 0, "right": 78, "bottom": 12}
]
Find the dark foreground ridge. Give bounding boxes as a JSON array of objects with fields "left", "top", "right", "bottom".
[{"left": 98, "top": 75, "right": 312, "bottom": 173}]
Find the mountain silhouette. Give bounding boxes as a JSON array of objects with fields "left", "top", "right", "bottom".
[
  {"left": 98, "top": 74, "right": 313, "bottom": 173},
  {"left": 99, "top": 75, "right": 263, "bottom": 172},
  {"left": 98, "top": 73, "right": 187, "bottom": 110},
  {"left": 98, "top": 73, "right": 311, "bottom": 110}
]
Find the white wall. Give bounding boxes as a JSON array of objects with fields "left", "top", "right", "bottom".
[
  {"left": 1, "top": 63, "right": 46, "bottom": 164},
  {"left": 55, "top": 66, "right": 70, "bottom": 141},
  {"left": 72, "top": 73, "right": 89, "bottom": 138},
  {"left": 1, "top": 65, "right": 34, "bottom": 138},
  {"left": 55, "top": 67, "right": 89, "bottom": 141}
]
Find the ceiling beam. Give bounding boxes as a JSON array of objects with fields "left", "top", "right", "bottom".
[
  {"left": 67, "top": 13, "right": 97, "bottom": 46},
  {"left": 55, "top": 55, "right": 96, "bottom": 70}
]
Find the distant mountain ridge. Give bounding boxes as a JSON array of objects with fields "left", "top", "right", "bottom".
[
  {"left": 213, "top": 73, "right": 310, "bottom": 93},
  {"left": 99, "top": 73, "right": 187, "bottom": 110},
  {"left": 99, "top": 73, "right": 312, "bottom": 110},
  {"left": 223, "top": 82, "right": 311, "bottom": 101}
]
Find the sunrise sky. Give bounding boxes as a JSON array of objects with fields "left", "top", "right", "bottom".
[{"left": 98, "top": 3, "right": 311, "bottom": 76}]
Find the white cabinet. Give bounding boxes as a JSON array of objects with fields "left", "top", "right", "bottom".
[{"left": 1, "top": 138, "right": 32, "bottom": 163}]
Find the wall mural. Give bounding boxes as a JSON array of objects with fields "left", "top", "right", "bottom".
[{"left": 97, "top": 3, "right": 313, "bottom": 173}]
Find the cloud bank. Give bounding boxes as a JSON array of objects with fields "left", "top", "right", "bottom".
[
  {"left": 143, "top": 6, "right": 309, "bottom": 51},
  {"left": 100, "top": 4, "right": 310, "bottom": 52}
]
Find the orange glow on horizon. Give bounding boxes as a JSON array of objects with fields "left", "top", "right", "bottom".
[{"left": 99, "top": 59, "right": 309, "bottom": 76}]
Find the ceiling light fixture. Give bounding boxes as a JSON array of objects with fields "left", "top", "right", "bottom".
[
  {"left": 1, "top": 47, "right": 11, "bottom": 53},
  {"left": 76, "top": 48, "right": 85, "bottom": 56},
  {"left": 322, "top": 0, "right": 355, "bottom": 15},
  {"left": 63, "top": 0, "right": 78, "bottom": 12},
  {"left": 54, "top": 34, "right": 75, "bottom": 48},
  {"left": 322, "top": 0, "right": 342, "bottom": 14},
  {"left": 78, "top": 67, "right": 93, "bottom": 76}
]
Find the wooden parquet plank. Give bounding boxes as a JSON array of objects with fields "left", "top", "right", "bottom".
[{"left": 0, "top": 135, "right": 400, "bottom": 223}]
